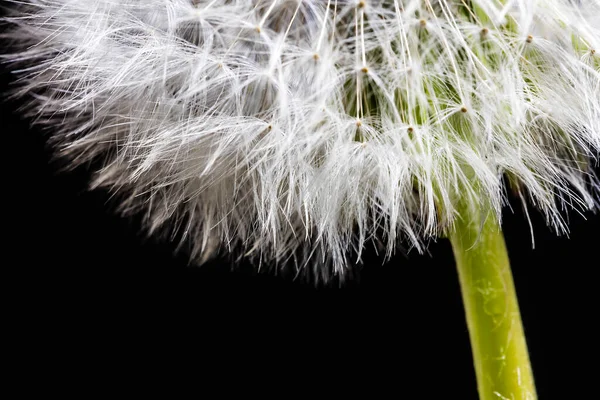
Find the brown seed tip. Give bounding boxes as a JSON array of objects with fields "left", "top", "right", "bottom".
[
  {"left": 357, "top": 1, "right": 365, "bottom": 9},
  {"left": 460, "top": 107, "right": 468, "bottom": 113},
  {"left": 255, "top": 26, "right": 261, "bottom": 33},
  {"left": 407, "top": 127, "right": 414, "bottom": 133},
  {"left": 313, "top": 53, "right": 320, "bottom": 61},
  {"left": 419, "top": 19, "right": 427, "bottom": 27},
  {"left": 481, "top": 28, "right": 489, "bottom": 37},
  {"left": 361, "top": 66, "right": 369, "bottom": 74},
  {"left": 356, "top": 120, "right": 362, "bottom": 127},
  {"left": 591, "top": 49, "right": 596, "bottom": 55},
  {"left": 526, "top": 35, "right": 533, "bottom": 43}
]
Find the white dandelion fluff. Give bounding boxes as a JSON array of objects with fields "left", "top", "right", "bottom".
[{"left": 4, "top": 0, "right": 600, "bottom": 280}]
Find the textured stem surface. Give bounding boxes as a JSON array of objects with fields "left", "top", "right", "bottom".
[{"left": 449, "top": 209, "right": 536, "bottom": 400}]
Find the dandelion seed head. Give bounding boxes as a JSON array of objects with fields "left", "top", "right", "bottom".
[{"left": 4, "top": 0, "right": 600, "bottom": 280}]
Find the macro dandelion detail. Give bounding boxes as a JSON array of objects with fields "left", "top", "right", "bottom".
[
  {"left": 3, "top": 1, "right": 600, "bottom": 399},
  {"left": 5, "top": 0, "right": 599, "bottom": 274}
]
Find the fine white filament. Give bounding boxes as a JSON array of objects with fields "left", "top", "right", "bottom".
[{"left": 4, "top": 1, "right": 600, "bottom": 280}]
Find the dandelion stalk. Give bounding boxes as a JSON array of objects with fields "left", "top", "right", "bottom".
[{"left": 449, "top": 205, "right": 536, "bottom": 400}]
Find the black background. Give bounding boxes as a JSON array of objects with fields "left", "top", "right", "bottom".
[{"left": 3, "top": 22, "right": 598, "bottom": 400}]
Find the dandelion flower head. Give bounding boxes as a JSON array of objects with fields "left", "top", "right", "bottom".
[{"left": 5, "top": 0, "right": 600, "bottom": 279}]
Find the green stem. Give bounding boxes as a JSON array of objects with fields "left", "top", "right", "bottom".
[{"left": 448, "top": 208, "right": 537, "bottom": 400}]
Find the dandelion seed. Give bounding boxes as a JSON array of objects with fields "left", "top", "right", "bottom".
[{"left": 3, "top": 0, "right": 600, "bottom": 280}]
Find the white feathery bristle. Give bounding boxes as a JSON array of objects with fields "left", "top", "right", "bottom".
[{"left": 4, "top": 0, "right": 600, "bottom": 280}]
